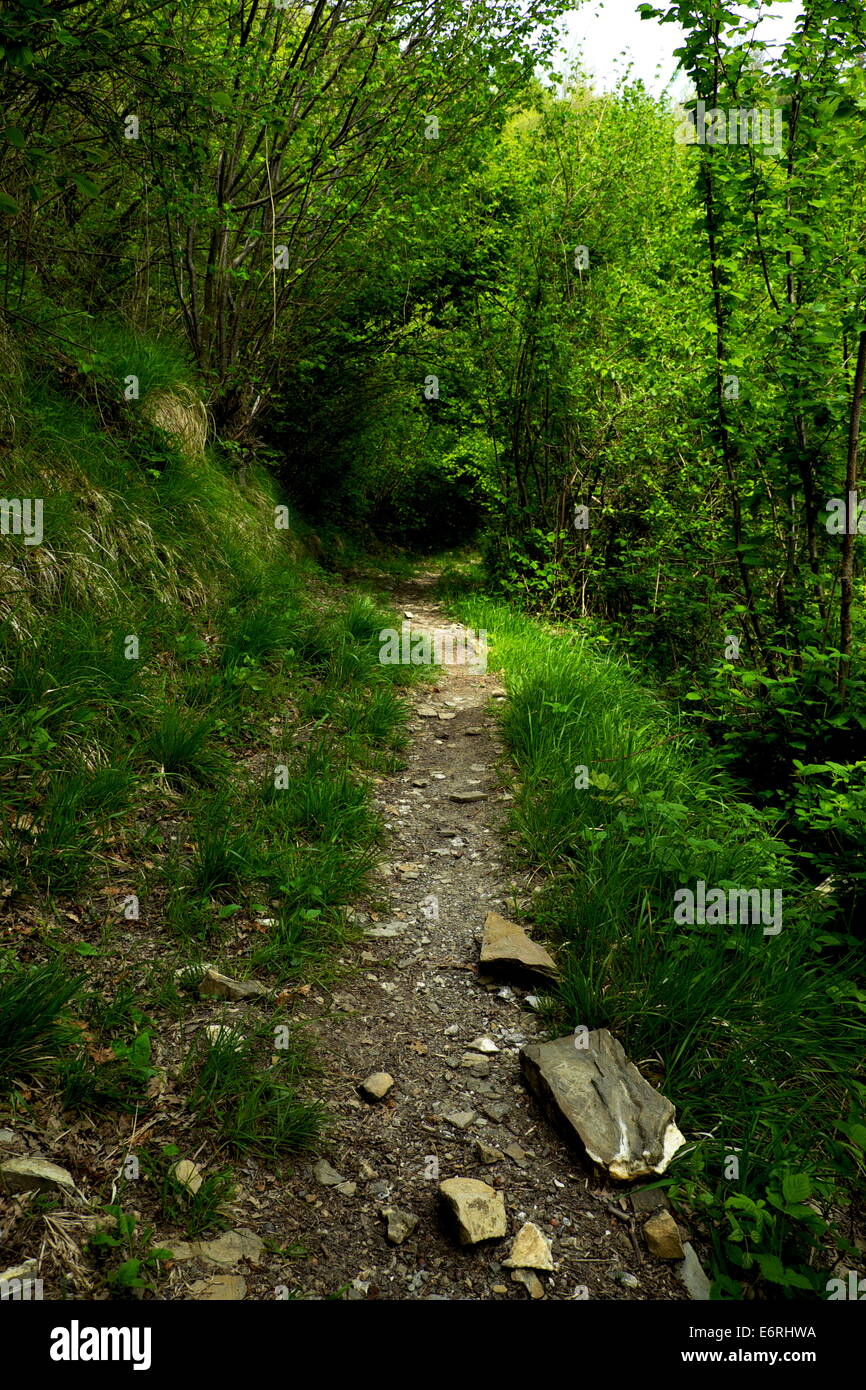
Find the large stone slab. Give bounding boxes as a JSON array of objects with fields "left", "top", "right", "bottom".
[
  {"left": 480, "top": 911, "right": 557, "bottom": 981},
  {"left": 520, "top": 1029, "right": 685, "bottom": 1180}
]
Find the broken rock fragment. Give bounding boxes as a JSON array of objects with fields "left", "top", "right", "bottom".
[
  {"left": 361, "top": 1072, "right": 394, "bottom": 1101},
  {"left": 313, "top": 1159, "right": 346, "bottom": 1187},
  {"left": 381, "top": 1207, "right": 418, "bottom": 1245},
  {"left": 643, "top": 1210, "right": 684, "bottom": 1260},
  {"left": 511, "top": 1268, "right": 545, "bottom": 1298},
  {"left": 170, "top": 1159, "right": 203, "bottom": 1196},
  {"left": 474, "top": 1140, "right": 503, "bottom": 1165},
  {"left": 439, "top": 1177, "right": 507, "bottom": 1246},
  {"left": 520, "top": 1028, "right": 685, "bottom": 1180},
  {"left": 480, "top": 911, "right": 557, "bottom": 981},
  {"left": 503, "top": 1221, "right": 554, "bottom": 1271},
  {"left": 198, "top": 968, "right": 269, "bottom": 1001}
]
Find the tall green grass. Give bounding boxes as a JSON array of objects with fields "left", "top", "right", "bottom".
[
  {"left": 455, "top": 596, "right": 866, "bottom": 1299},
  {"left": 0, "top": 318, "right": 412, "bottom": 1194},
  {"left": 0, "top": 959, "right": 83, "bottom": 1092}
]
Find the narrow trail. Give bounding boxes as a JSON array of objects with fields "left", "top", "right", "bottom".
[{"left": 279, "top": 568, "right": 687, "bottom": 1301}]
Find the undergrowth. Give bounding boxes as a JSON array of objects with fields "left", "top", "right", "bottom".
[{"left": 453, "top": 594, "right": 866, "bottom": 1301}]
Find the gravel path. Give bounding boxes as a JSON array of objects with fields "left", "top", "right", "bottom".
[{"left": 272, "top": 568, "right": 688, "bottom": 1301}]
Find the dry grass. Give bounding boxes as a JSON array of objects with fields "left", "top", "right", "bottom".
[
  {"left": 141, "top": 385, "right": 208, "bottom": 459},
  {"left": 0, "top": 321, "right": 25, "bottom": 445}
]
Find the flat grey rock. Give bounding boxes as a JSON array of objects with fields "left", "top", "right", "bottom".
[
  {"left": 0, "top": 1157, "right": 75, "bottom": 1195},
  {"left": 313, "top": 1159, "right": 347, "bottom": 1187},
  {"left": 481, "top": 1101, "right": 510, "bottom": 1122},
  {"left": 679, "top": 1241, "right": 712, "bottom": 1299},
  {"left": 444, "top": 1110, "right": 476, "bottom": 1130},
  {"left": 630, "top": 1185, "right": 670, "bottom": 1215},
  {"left": 520, "top": 1029, "right": 685, "bottom": 1180}
]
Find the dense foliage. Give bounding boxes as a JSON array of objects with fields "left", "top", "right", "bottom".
[{"left": 2, "top": 0, "right": 865, "bottom": 1303}]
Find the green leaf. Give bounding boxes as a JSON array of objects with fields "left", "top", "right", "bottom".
[
  {"left": 753, "top": 1252, "right": 813, "bottom": 1289},
  {"left": 71, "top": 173, "right": 99, "bottom": 197},
  {"left": 839, "top": 1121, "right": 866, "bottom": 1151},
  {"left": 781, "top": 1172, "right": 812, "bottom": 1205},
  {"left": 112, "top": 1259, "right": 144, "bottom": 1287}
]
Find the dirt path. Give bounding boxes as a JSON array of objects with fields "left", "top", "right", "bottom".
[{"left": 269, "top": 567, "right": 688, "bottom": 1301}]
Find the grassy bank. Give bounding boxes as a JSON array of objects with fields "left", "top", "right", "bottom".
[
  {"left": 0, "top": 324, "right": 413, "bottom": 1295},
  {"left": 451, "top": 592, "right": 866, "bottom": 1300}
]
